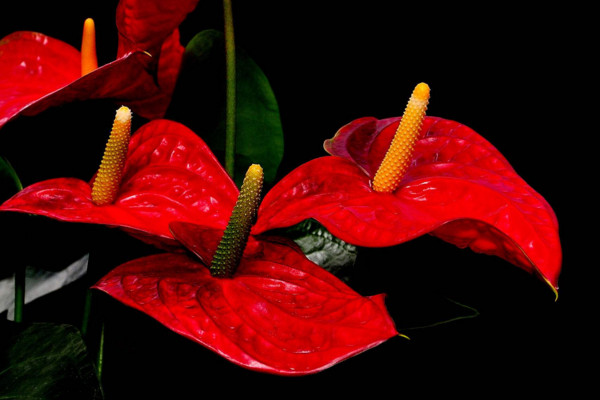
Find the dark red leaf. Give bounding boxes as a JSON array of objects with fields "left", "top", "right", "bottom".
[
  {"left": 116, "top": 0, "right": 200, "bottom": 57},
  {"left": 254, "top": 116, "right": 562, "bottom": 291},
  {"left": 93, "top": 228, "right": 398, "bottom": 375},
  {"left": 114, "top": 0, "right": 202, "bottom": 117},
  {"left": 154, "top": 30, "right": 184, "bottom": 108}
]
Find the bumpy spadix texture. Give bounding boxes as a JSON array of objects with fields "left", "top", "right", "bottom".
[
  {"left": 372, "top": 82, "right": 430, "bottom": 193},
  {"left": 210, "top": 164, "right": 264, "bottom": 277},
  {"left": 91, "top": 106, "right": 132, "bottom": 206},
  {"left": 80, "top": 18, "right": 98, "bottom": 76}
]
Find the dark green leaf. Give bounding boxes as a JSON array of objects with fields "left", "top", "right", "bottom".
[
  {"left": 0, "top": 321, "right": 103, "bottom": 399},
  {"left": 166, "top": 29, "right": 284, "bottom": 186},
  {"left": 0, "top": 156, "right": 22, "bottom": 203},
  {"left": 284, "top": 219, "right": 357, "bottom": 281}
]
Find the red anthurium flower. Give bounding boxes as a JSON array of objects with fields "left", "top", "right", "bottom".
[
  {"left": 0, "top": 0, "right": 200, "bottom": 128},
  {"left": 93, "top": 165, "right": 398, "bottom": 375},
  {"left": 0, "top": 111, "right": 398, "bottom": 373},
  {"left": 0, "top": 107, "right": 238, "bottom": 249},
  {"left": 252, "top": 83, "right": 562, "bottom": 294}
]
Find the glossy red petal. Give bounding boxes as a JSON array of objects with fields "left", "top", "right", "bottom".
[
  {"left": 0, "top": 32, "right": 176, "bottom": 128},
  {"left": 0, "top": 120, "right": 238, "bottom": 248},
  {"left": 324, "top": 116, "right": 514, "bottom": 176},
  {"left": 0, "top": 32, "right": 80, "bottom": 127},
  {"left": 116, "top": 0, "right": 200, "bottom": 56},
  {"left": 93, "top": 237, "right": 398, "bottom": 375},
  {"left": 255, "top": 117, "right": 561, "bottom": 290},
  {"left": 1, "top": 1, "right": 198, "bottom": 128},
  {"left": 168, "top": 221, "right": 222, "bottom": 265}
]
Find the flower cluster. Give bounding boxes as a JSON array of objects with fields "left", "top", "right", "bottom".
[{"left": 0, "top": 0, "right": 561, "bottom": 378}]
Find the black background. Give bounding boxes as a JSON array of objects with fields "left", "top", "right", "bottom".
[{"left": 0, "top": 1, "right": 593, "bottom": 398}]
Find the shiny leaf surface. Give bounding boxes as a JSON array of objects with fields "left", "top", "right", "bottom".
[
  {"left": 284, "top": 219, "right": 357, "bottom": 281},
  {"left": 254, "top": 116, "right": 562, "bottom": 290},
  {"left": 94, "top": 222, "right": 398, "bottom": 375},
  {"left": 0, "top": 254, "right": 88, "bottom": 320}
]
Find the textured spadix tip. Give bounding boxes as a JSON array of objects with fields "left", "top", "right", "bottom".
[
  {"left": 412, "top": 82, "right": 430, "bottom": 102},
  {"left": 115, "top": 106, "right": 132, "bottom": 124},
  {"left": 238, "top": 164, "right": 264, "bottom": 211},
  {"left": 90, "top": 106, "right": 132, "bottom": 206},
  {"left": 247, "top": 163, "right": 263, "bottom": 177},
  {"left": 371, "top": 82, "right": 431, "bottom": 193},
  {"left": 210, "top": 164, "right": 264, "bottom": 278}
]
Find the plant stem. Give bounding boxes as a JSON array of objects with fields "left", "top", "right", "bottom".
[
  {"left": 7, "top": 159, "right": 25, "bottom": 323},
  {"left": 96, "top": 322, "right": 105, "bottom": 382},
  {"left": 13, "top": 264, "right": 25, "bottom": 322},
  {"left": 223, "top": 0, "right": 236, "bottom": 179},
  {"left": 81, "top": 289, "right": 93, "bottom": 337}
]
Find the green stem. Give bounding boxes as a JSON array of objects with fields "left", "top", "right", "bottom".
[
  {"left": 81, "top": 289, "right": 93, "bottom": 337},
  {"left": 96, "top": 322, "right": 105, "bottom": 382},
  {"left": 223, "top": 0, "right": 236, "bottom": 179},
  {"left": 5, "top": 157, "right": 25, "bottom": 322},
  {"left": 14, "top": 264, "right": 25, "bottom": 323}
]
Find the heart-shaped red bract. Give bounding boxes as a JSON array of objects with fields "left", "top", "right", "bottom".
[
  {"left": 93, "top": 221, "right": 398, "bottom": 375},
  {"left": 252, "top": 116, "right": 562, "bottom": 291},
  {"left": 0, "top": 119, "right": 238, "bottom": 249},
  {"left": 0, "top": 0, "right": 200, "bottom": 128}
]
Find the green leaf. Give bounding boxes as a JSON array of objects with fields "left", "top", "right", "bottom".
[
  {"left": 0, "top": 321, "right": 103, "bottom": 399},
  {"left": 0, "top": 156, "right": 22, "bottom": 203},
  {"left": 167, "top": 29, "right": 284, "bottom": 187},
  {"left": 284, "top": 219, "right": 358, "bottom": 281}
]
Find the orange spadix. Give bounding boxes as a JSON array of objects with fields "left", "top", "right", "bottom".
[
  {"left": 372, "top": 82, "right": 430, "bottom": 193},
  {"left": 91, "top": 106, "right": 132, "bottom": 206},
  {"left": 81, "top": 18, "right": 98, "bottom": 76}
]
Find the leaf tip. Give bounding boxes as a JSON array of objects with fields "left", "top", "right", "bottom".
[{"left": 545, "top": 277, "right": 559, "bottom": 301}]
